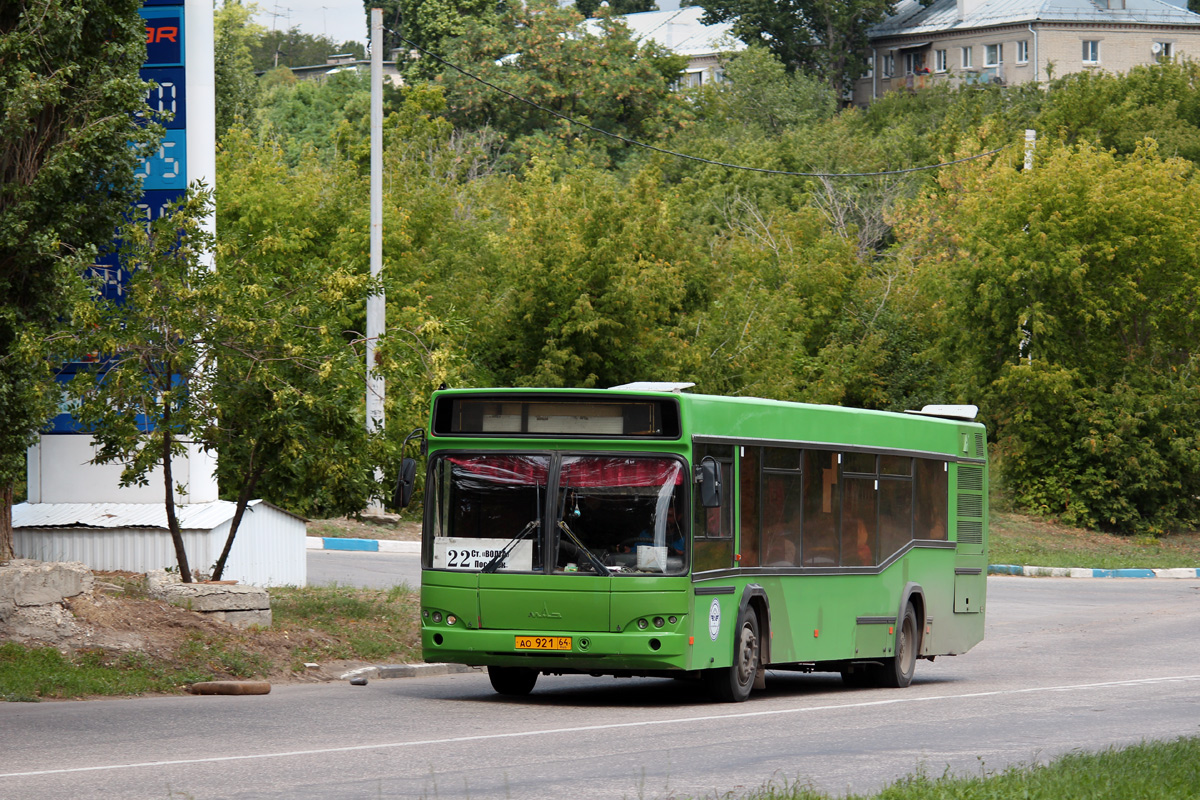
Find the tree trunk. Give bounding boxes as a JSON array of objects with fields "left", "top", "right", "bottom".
[
  {"left": 211, "top": 441, "right": 265, "bottom": 581},
  {"left": 0, "top": 482, "right": 13, "bottom": 562},
  {"left": 161, "top": 407, "right": 192, "bottom": 582}
]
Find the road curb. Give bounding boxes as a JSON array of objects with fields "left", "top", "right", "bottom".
[
  {"left": 340, "top": 663, "right": 482, "bottom": 681},
  {"left": 306, "top": 536, "right": 419, "bottom": 554},
  {"left": 989, "top": 564, "right": 1200, "bottom": 578}
]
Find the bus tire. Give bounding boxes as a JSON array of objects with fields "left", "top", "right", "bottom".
[
  {"left": 704, "top": 606, "right": 759, "bottom": 702},
  {"left": 488, "top": 666, "right": 538, "bottom": 696},
  {"left": 879, "top": 603, "right": 919, "bottom": 688}
]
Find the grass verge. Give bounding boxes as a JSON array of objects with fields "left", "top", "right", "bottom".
[
  {"left": 990, "top": 511, "right": 1200, "bottom": 569},
  {"left": 715, "top": 736, "right": 1200, "bottom": 799},
  {"left": 0, "top": 583, "right": 421, "bottom": 701}
]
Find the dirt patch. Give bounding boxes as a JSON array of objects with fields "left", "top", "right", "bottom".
[{"left": 307, "top": 516, "right": 421, "bottom": 541}]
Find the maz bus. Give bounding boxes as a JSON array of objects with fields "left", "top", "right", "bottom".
[{"left": 400, "top": 383, "right": 988, "bottom": 702}]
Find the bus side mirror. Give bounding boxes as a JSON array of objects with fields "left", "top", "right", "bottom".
[
  {"left": 698, "top": 457, "right": 722, "bottom": 508},
  {"left": 391, "top": 457, "right": 417, "bottom": 510}
]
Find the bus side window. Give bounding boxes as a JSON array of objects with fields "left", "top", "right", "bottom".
[
  {"left": 693, "top": 444, "right": 734, "bottom": 572},
  {"left": 841, "top": 474, "right": 878, "bottom": 566},
  {"left": 739, "top": 446, "right": 761, "bottom": 568},
  {"left": 763, "top": 447, "right": 802, "bottom": 566},
  {"left": 879, "top": 456, "right": 914, "bottom": 559},
  {"left": 915, "top": 458, "right": 949, "bottom": 539},
  {"left": 802, "top": 450, "right": 839, "bottom": 566}
]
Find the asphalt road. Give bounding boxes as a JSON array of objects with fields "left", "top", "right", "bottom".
[
  {"left": 306, "top": 549, "right": 421, "bottom": 589},
  {"left": 2, "top": 577, "right": 1198, "bottom": 800}
]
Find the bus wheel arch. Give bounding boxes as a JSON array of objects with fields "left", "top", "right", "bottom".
[
  {"left": 703, "top": 587, "right": 768, "bottom": 702},
  {"left": 879, "top": 600, "right": 920, "bottom": 688}
]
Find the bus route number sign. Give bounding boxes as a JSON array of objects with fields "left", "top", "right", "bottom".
[{"left": 433, "top": 537, "right": 533, "bottom": 572}]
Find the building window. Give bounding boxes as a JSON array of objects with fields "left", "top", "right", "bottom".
[
  {"left": 961, "top": 46, "right": 974, "bottom": 69},
  {"left": 1082, "top": 40, "right": 1100, "bottom": 64},
  {"left": 1154, "top": 41, "right": 1174, "bottom": 61},
  {"left": 984, "top": 43, "right": 1003, "bottom": 67},
  {"left": 882, "top": 54, "right": 895, "bottom": 77},
  {"left": 903, "top": 51, "right": 925, "bottom": 74},
  {"left": 935, "top": 49, "right": 948, "bottom": 72},
  {"left": 1016, "top": 40, "right": 1029, "bottom": 63}
]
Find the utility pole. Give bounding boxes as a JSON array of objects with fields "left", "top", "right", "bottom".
[{"left": 366, "top": 7, "right": 386, "bottom": 512}]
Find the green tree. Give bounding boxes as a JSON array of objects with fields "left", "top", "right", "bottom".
[
  {"left": 0, "top": 0, "right": 155, "bottom": 560},
  {"left": 214, "top": 0, "right": 263, "bottom": 135},
  {"left": 249, "top": 26, "right": 361, "bottom": 71},
  {"left": 896, "top": 140, "right": 1200, "bottom": 532},
  {"left": 1035, "top": 61, "right": 1200, "bottom": 164},
  {"left": 437, "top": 0, "right": 689, "bottom": 166},
  {"left": 479, "top": 158, "right": 704, "bottom": 387},
  {"left": 214, "top": 124, "right": 385, "bottom": 522},
  {"left": 696, "top": 0, "right": 920, "bottom": 98},
  {"left": 365, "top": 0, "right": 502, "bottom": 78},
  {"left": 69, "top": 190, "right": 218, "bottom": 581}
]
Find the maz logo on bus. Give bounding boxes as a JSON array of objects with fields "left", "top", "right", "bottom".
[{"left": 529, "top": 602, "right": 563, "bottom": 619}]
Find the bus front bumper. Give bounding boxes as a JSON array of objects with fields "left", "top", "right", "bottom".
[{"left": 422, "top": 626, "right": 691, "bottom": 672}]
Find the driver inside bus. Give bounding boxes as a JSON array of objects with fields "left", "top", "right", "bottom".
[{"left": 621, "top": 503, "right": 685, "bottom": 556}]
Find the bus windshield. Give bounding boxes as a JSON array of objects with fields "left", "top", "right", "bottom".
[{"left": 426, "top": 453, "right": 687, "bottom": 575}]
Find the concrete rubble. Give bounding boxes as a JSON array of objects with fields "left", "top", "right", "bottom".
[
  {"left": 145, "top": 569, "right": 272, "bottom": 629},
  {"left": 0, "top": 559, "right": 94, "bottom": 643}
]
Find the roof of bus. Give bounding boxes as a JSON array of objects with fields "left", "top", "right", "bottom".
[{"left": 430, "top": 388, "right": 985, "bottom": 460}]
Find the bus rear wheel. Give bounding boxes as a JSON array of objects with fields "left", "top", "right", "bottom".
[
  {"left": 705, "top": 607, "right": 759, "bottom": 702},
  {"left": 488, "top": 665, "right": 538, "bottom": 696},
  {"left": 878, "top": 603, "right": 919, "bottom": 688}
]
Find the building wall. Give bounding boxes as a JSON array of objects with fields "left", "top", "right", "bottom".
[
  {"left": 854, "top": 23, "right": 1200, "bottom": 104},
  {"left": 27, "top": 434, "right": 218, "bottom": 505},
  {"left": 14, "top": 506, "right": 307, "bottom": 587}
]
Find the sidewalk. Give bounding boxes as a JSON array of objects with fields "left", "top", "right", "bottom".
[
  {"left": 988, "top": 564, "right": 1200, "bottom": 578},
  {"left": 306, "top": 536, "right": 418, "bottom": 553},
  {"left": 308, "top": 537, "right": 1198, "bottom": 578}
]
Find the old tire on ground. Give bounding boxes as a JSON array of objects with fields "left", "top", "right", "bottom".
[
  {"left": 878, "top": 603, "right": 920, "bottom": 688},
  {"left": 487, "top": 665, "right": 539, "bottom": 696},
  {"left": 704, "top": 606, "right": 759, "bottom": 702}
]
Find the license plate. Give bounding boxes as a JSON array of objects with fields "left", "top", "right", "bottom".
[{"left": 515, "top": 636, "right": 572, "bottom": 651}]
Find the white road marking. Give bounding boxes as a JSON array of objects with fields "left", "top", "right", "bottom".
[{"left": 4, "top": 675, "right": 1199, "bottom": 779}]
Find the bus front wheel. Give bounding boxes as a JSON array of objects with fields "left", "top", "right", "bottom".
[
  {"left": 488, "top": 665, "right": 538, "bottom": 696},
  {"left": 705, "top": 607, "right": 759, "bottom": 702},
  {"left": 879, "top": 603, "right": 919, "bottom": 688}
]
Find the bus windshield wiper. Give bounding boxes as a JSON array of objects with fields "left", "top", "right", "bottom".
[
  {"left": 557, "top": 520, "right": 611, "bottom": 577},
  {"left": 481, "top": 519, "right": 539, "bottom": 574}
]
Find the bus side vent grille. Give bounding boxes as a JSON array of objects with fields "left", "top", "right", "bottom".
[
  {"left": 974, "top": 433, "right": 986, "bottom": 458},
  {"left": 957, "top": 520, "right": 984, "bottom": 544},
  {"left": 958, "top": 493, "right": 983, "bottom": 518},
  {"left": 958, "top": 465, "right": 984, "bottom": 492}
]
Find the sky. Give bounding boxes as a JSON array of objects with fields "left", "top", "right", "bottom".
[{"left": 253, "top": 0, "right": 370, "bottom": 47}]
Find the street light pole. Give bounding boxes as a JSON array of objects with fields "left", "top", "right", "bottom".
[{"left": 366, "top": 7, "right": 386, "bottom": 511}]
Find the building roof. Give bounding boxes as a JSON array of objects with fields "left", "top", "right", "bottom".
[
  {"left": 14, "top": 500, "right": 306, "bottom": 531},
  {"left": 871, "top": 0, "right": 1200, "bottom": 37},
  {"left": 585, "top": 6, "right": 743, "bottom": 57}
]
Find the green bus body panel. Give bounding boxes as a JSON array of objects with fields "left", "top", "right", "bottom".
[{"left": 420, "top": 388, "right": 988, "bottom": 677}]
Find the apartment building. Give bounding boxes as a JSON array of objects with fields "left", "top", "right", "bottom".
[{"left": 854, "top": 0, "right": 1200, "bottom": 105}]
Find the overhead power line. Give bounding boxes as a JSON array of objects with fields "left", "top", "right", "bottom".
[{"left": 392, "top": 33, "right": 1012, "bottom": 179}]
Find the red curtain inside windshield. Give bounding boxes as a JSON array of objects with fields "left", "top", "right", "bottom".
[
  {"left": 560, "top": 457, "right": 682, "bottom": 488},
  {"left": 449, "top": 456, "right": 548, "bottom": 484},
  {"left": 448, "top": 456, "right": 682, "bottom": 488}
]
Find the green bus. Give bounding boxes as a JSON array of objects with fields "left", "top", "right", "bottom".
[{"left": 403, "top": 383, "right": 987, "bottom": 702}]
